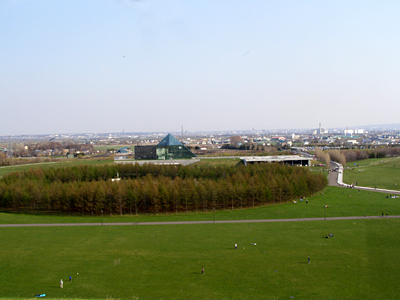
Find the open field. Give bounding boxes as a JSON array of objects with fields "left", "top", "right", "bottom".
[
  {"left": 343, "top": 157, "right": 400, "bottom": 190},
  {"left": 1, "top": 157, "right": 400, "bottom": 299},
  {"left": 94, "top": 145, "right": 133, "bottom": 151},
  {"left": 1, "top": 218, "right": 400, "bottom": 299}
]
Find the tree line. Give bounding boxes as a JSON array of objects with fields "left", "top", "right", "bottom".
[
  {"left": 6, "top": 141, "right": 96, "bottom": 158},
  {"left": 342, "top": 147, "right": 400, "bottom": 162},
  {"left": 0, "top": 163, "right": 327, "bottom": 215},
  {"left": 0, "top": 153, "right": 59, "bottom": 167},
  {"left": 314, "top": 147, "right": 331, "bottom": 166},
  {"left": 314, "top": 147, "right": 400, "bottom": 166}
]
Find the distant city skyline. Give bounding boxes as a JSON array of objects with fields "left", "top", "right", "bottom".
[
  {"left": 2, "top": 122, "right": 400, "bottom": 139},
  {"left": 1, "top": 1, "right": 400, "bottom": 135}
]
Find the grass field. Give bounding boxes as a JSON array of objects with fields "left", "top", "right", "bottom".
[
  {"left": 1, "top": 157, "right": 400, "bottom": 299},
  {"left": 343, "top": 157, "right": 400, "bottom": 190},
  {"left": 93, "top": 145, "right": 134, "bottom": 152},
  {"left": 1, "top": 218, "right": 400, "bottom": 299}
]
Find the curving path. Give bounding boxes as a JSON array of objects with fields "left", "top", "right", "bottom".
[{"left": 328, "top": 161, "right": 400, "bottom": 195}]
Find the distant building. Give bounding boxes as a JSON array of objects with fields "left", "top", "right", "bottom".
[
  {"left": 239, "top": 155, "right": 311, "bottom": 166},
  {"left": 344, "top": 129, "right": 354, "bottom": 136},
  {"left": 346, "top": 140, "right": 358, "bottom": 145},
  {"left": 135, "top": 134, "right": 196, "bottom": 160},
  {"left": 271, "top": 136, "right": 286, "bottom": 142},
  {"left": 314, "top": 123, "right": 328, "bottom": 135},
  {"left": 117, "top": 147, "right": 130, "bottom": 153}
]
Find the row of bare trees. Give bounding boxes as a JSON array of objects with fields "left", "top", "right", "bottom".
[
  {"left": 343, "top": 147, "right": 400, "bottom": 162},
  {"left": 6, "top": 141, "right": 96, "bottom": 158},
  {"left": 327, "top": 150, "right": 346, "bottom": 166},
  {"left": 0, "top": 153, "right": 58, "bottom": 167},
  {"left": 314, "top": 147, "right": 331, "bottom": 166},
  {"left": 315, "top": 147, "right": 346, "bottom": 166},
  {"left": 315, "top": 146, "right": 400, "bottom": 166}
]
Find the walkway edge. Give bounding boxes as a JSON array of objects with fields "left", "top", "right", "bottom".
[
  {"left": 1, "top": 215, "right": 399, "bottom": 227},
  {"left": 331, "top": 161, "right": 400, "bottom": 195}
]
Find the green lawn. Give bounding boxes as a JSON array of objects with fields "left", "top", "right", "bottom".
[
  {"left": 1, "top": 218, "right": 400, "bottom": 299},
  {"left": 1, "top": 157, "right": 400, "bottom": 299},
  {"left": 94, "top": 144, "right": 133, "bottom": 151},
  {"left": 343, "top": 157, "right": 400, "bottom": 190}
]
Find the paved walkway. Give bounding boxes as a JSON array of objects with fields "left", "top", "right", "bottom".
[
  {"left": 0, "top": 162, "right": 56, "bottom": 169},
  {"left": 328, "top": 161, "right": 400, "bottom": 195},
  {"left": 1, "top": 215, "right": 399, "bottom": 227}
]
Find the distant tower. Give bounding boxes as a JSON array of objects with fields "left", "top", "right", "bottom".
[
  {"left": 319, "top": 123, "right": 321, "bottom": 134},
  {"left": 181, "top": 125, "right": 184, "bottom": 137},
  {"left": 8, "top": 137, "right": 12, "bottom": 158}
]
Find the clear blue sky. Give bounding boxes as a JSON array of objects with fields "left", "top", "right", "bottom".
[{"left": 1, "top": 0, "right": 399, "bottom": 135}]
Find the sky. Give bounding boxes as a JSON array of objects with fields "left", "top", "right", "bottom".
[{"left": 1, "top": 0, "right": 400, "bottom": 135}]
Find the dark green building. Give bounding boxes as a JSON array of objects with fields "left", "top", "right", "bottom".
[{"left": 135, "top": 134, "right": 196, "bottom": 160}]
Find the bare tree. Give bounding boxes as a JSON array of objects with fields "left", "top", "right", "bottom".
[{"left": 230, "top": 136, "right": 243, "bottom": 147}]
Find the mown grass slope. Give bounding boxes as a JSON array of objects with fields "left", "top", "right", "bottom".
[
  {"left": 1, "top": 156, "right": 400, "bottom": 299},
  {"left": 1, "top": 218, "right": 400, "bottom": 299},
  {"left": 343, "top": 157, "right": 400, "bottom": 190}
]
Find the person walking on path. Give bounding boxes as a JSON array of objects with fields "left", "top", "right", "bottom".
[
  {"left": 201, "top": 266, "right": 204, "bottom": 274},
  {"left": 308, "top": 256, "right": 310, "bottom": 264},
  {"left": 60, "top": 279, "right": 63, "bottom": 288}
]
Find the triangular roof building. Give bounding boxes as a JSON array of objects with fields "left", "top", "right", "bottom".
[
  {"left": 156, "top": 134, "right": 196, "bottom": 160},
  {"left": 135, "top": 133, "right": 196, "bottom": 160},
  {"left": 157, "top": 134, "right": 184, "bottom": 146}
]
